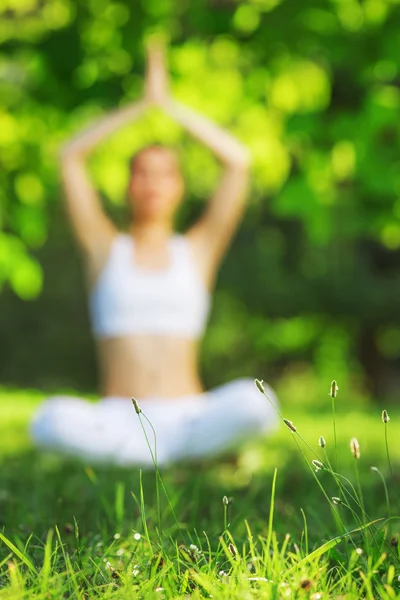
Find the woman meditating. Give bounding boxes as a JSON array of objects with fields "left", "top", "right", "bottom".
[{"left": 31, "top": 44, "right": 278, "bottom": 466}]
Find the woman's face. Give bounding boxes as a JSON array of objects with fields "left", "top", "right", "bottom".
[{"left": 128, "top": 148, "right": 184, "bottom": 222}]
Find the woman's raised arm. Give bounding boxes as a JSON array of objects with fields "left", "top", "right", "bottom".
[
  {"left": 60, "top": 99, "right": 148, "bottom": 270},
  {"left": 164, "top": 98, "right": 251, "bottom": 258}
]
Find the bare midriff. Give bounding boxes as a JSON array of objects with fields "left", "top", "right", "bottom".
[{"left": 96, "top": 334, "right": 204, "bottom": 399}]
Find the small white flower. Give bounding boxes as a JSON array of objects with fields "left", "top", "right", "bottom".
[{"left": 132, "top": 565, "right": 140, "bottom": 577}]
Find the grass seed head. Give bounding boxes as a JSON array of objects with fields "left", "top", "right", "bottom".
[
  {"left": 312, "top": 460, "right": 324, "bottom": 472},
  {"left": 350, "top": 437, "right": 360, "bottom": 459},
  {"left": 283, "top": 418, "right": 297, "bottom": 432},
  {"left": 300, "top": 579, "right": 313, "bottom": 590},
  {"left": 382, "top": 409, "right": 390, "bottom": 423},
  {"left": 179, "top": 544, "right": 203, "bottom": 563},
  {"left": 105, "top": 561, "right": 120, "bottom": 580},
  {"left": 318, "top": 436, "right": 326, "bottom": 448},
  {"left": 189, "top": 544, "right": 202, "bottom": 560},
  {"left": 228, "top": 542, "right": 237, "bottom": 557},
  {"left": 131, "top": 397, "right": 142, "bottom": 414},
  {"left": 222, "top": 495, "right": 229, "bottom": 506},
  {"left": 332, "top": 497, "right": 341, "bottom": 505},
  {"left": 254, "top": 379, "right": 265, "bottom": 394},
  {"left": 329, "top": 380, "right": 339, "bottom": 398}
]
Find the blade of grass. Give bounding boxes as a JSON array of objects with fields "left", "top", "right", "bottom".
[
  {"left": 284, "top": 518, "right": 384, "bottom": 577},
  {"left": 266, "top": 468, "right": 277, "bottom": 557},
  {"left": 0, "top": 532, "right": 37, "bottom": 575}
]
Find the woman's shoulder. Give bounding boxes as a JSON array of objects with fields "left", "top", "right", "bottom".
[{"left": 86, "top": 232, "right": 130, "bottom": 286}]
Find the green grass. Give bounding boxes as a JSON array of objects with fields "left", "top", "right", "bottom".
[{"left": 0, "top": 385, "right": 399, "bottom": 599}]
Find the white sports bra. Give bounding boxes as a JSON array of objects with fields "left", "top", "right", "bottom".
[{"left": 89, "top": 234, "right": 211, "bottom": 339}]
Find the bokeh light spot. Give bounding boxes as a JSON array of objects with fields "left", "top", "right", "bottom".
[
  {"left": 14, "top": 173, "right": 45, "bottom": 206},
  {"left": 381, "top": 223, "right": 400, "bottom": 249},
  {"left": 233, "top": 5, "right": 260, "bottom": 33},
  {"left": 331, "top": 140, "right": 356, "bottom": 181},
  {"left": 269, "top": 61, "right": 331, "bottom": 114},
  {"left": 9, "top": 256, "right": 43, "bottom": 299}
]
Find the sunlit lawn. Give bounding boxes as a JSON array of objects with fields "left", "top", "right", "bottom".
[{"left": 0, "top": 387, "right": 399, "bottom": 598}]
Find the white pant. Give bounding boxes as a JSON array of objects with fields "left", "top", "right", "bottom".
[{"left": 30, "top": 379, "right": 279, "bottom": 468}]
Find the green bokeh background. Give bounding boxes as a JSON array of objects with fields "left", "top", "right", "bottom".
[{"left": 1, "top": 0, "right": 400, "bottom": 405}]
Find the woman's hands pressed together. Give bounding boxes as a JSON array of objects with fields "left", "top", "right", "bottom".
[{"left": 144, "top": 40, "right": 170, "bottom": 108}]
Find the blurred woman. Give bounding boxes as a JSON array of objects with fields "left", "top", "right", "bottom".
[{"left": 31, "top": 43, "right": 278, "bottom": 466}]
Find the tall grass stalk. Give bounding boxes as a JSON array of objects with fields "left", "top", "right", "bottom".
[
  {"left": 371, "top": 466, "right": 390, "bottom": 518},
  {"left": 354, "top": 460, "right": 366, "bottom": 527},
  {"left": 383, "top": 417, "right": 393, "bottom": 477},
  {"left": 139, "top": 469, "right": 153, "bottom": 556},
  {"left": 330, "top": 380, "right": 339, "bottom": 470},
  {"left": 133, "top": 402, "right": 183, "bottom": 542},
  {"left": 300, "top": 507, "right": 309, "bottom": 555},
  {"left": 266, "top": 468, "right": 277, "bottom": 556},
  {"left": 222, "top": 496, "right": 229, "bottom": 532},
  {"left": 132, "top": 402, "right": 162, "bottom": 531}
]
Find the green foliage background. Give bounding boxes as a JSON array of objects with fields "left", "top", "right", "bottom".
[{"left": 1, "top": 0, "right": 400, "bottom": 402}]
